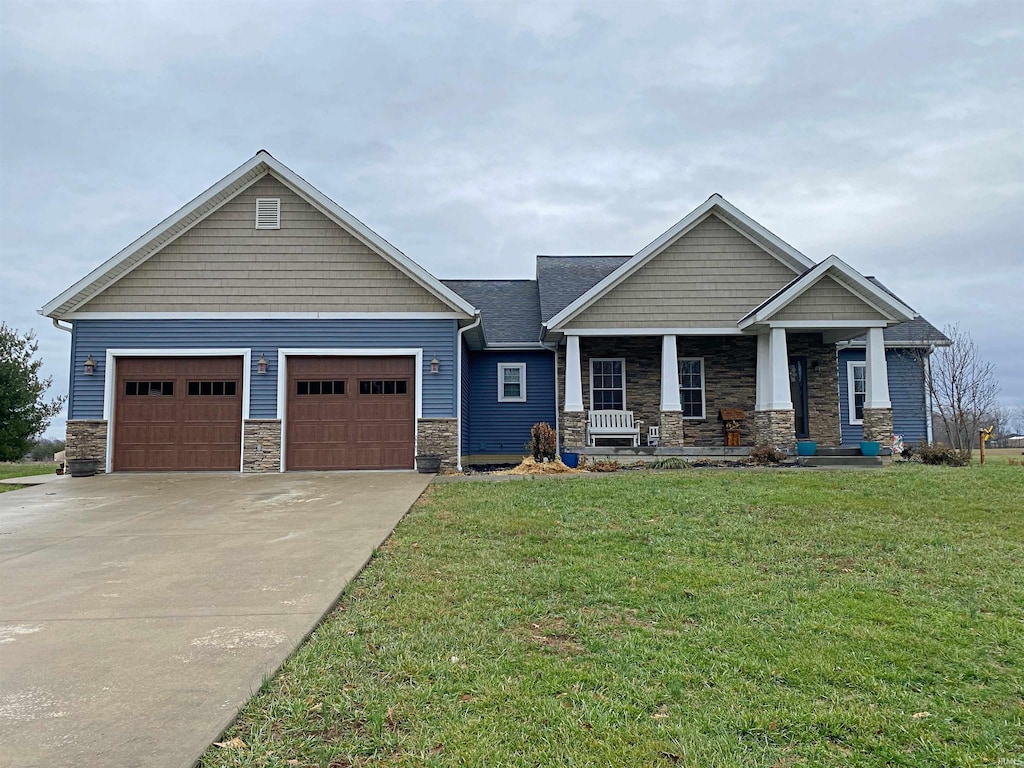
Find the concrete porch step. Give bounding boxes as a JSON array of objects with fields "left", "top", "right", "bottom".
[
  {"left": 799, "top": 455, "right": 885, "bottom": 468},
  {"left": 813, "top": 446, "right": 864, "bottom": 456}
]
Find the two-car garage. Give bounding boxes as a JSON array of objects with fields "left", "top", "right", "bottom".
[{"left": 111, "top": 354, "right": 416, "bottom": 472}]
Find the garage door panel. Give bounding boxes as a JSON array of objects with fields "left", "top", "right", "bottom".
[
  {"left": 114, "top": 356, "right": 242, "bottom": 472},
  {"left": 287, "top": 356, "right": 415, "bottom": 471}
]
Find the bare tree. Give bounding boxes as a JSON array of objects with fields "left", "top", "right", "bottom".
[{"left": 920, "top": 324, "right": 1000, "bottom": 458}]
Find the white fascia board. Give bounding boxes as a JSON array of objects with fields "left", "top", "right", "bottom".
[
  {"left": 563, "top": 327, "right": 744, "bottom": 337},
  {"left": 738, "top": 255, "right": 916, "bottom": 329},
  {"left": 259, "top": 154, "right": 476, "bottom": 318},
  {"left": 483, "top": 342, "right": 548, "bottom": 350},
  {"left": 41, "top": 155, "right": 270, "bottom": 318},
  {"left": 545, "top": 195, "right": 814, "bottom": 331},
  {"left": 65, "top": 311, "right": 467, "bottom": 320},
  {"left": 767, "top": 320, "right": 887, "bottom": 329}
]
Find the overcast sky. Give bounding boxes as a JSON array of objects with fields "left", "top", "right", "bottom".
[{"left": 1, "top": 0, "right": 1022, "bottom": 439}]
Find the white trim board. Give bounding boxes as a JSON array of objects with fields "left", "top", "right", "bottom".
[
  {"left": 275, "top": 348, "right": 424, "bottom": 472},
  {"left": 102, "top": 348, "right": 252, "bottom": 473},
  {"left": 65, "top": 311, "right": 469, "bottom": 321},
  {"left": 545, "top": 194, "right": 815, "bottom": 331},
  {"left": 847, "top": 360, "right": 866, "bottom": 426},
  {"left": 563, "top": 327, "right": 744, "bottom": 337},
  {"left": 41, "top": 151, "right": 477, "bottom": 319}
]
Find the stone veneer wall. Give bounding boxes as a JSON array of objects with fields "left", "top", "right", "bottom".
[
  {"left": 861, "top": 407, "right": 893, "bottom": 443},
  {"left": 66, "top": 420, "right": 108, "bottom": 470},
  {"left": 555, "top": 333, "right": 841, "bottom": 449},
  {"left": 659, "top": 411, "right": 685, "bottom": 447},
  {"left": 417, "top": 418, "right": 458, "bottom": 471},
  {"left": 753, "top": 410, "right": 796, "bottom": 451},
  {"left": 243, "top": 419, "right": 282, "bottom": 473},
  {"left": 561, "top": 412, "right": 586, "bottom": 451},
  {"left": 787, "top": 333, "right": 840, "bottom": 446}
]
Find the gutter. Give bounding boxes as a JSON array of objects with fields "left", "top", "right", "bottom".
[
  {"left": 455, "top": 313, "right": 483, "bottom": 472},
  {"left": 51, "top": 318, "right": 72, "bottom": 333}
]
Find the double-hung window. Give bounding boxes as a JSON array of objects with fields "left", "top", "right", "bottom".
[
  {"left": 678, "top": 358, "right": 705, "bottom": 419},
  {"left": 497, "top": 363, "right": 527, "bottom": 402},
  {"left": 590, "top": 358, "right": 625, "bottom": 410},
  {"left": 848, "top": 362, "right": 866, "bottom": 424}
]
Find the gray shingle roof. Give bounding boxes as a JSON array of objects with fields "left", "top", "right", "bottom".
[
  {"left": 535, "top": 255, "right": 630, "bottom": 322},
  {"left": 862, "top": 317, "right": 951, "bottom": 346},
  {"left": 441, "top": 279, "right": 541, "bottom": 344}
]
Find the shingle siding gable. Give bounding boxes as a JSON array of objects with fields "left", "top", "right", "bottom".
[{"left": 78, "top": 174, "right": 453, "bottom": 314}]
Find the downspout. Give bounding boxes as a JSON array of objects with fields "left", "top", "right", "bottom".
[
  {"left": 456, "top": 313, "right": 482, "bottom": 472},
  {"left": 924, "top": 345, "right": 935, "bottom": 444},
  {"left": 52, "top": 318, "right": 72, "bottom": 333},
  {"left": 541, "top": 340, "right": 560, "bottom": 455}
]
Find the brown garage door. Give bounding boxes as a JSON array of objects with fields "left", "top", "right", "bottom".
[
  {"left": 114, "top": 357, "right": 243, "bottom": 471},
  {"left": 287, "top": 356, "right": 415, "bottom": 470}
]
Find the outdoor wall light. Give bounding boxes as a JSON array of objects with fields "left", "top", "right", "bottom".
[
  {"left": 83, "top": 354, "right": 97, "bottom": 376},
  {"left": 257, "top": 353, "right": 268, "bottom": 375},
  {"left": 430, "top": 355, "right": 440, "bottom": 375}
]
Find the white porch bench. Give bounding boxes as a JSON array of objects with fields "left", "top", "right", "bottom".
[{"left": 586, "top": 410, "right": 641, "bottom": 447}]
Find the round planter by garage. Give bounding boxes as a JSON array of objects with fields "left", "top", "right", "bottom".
[
  {"left": 796, "top": 441, "right": 817, "bottom": 457},
  {"left": 67, "top": 459, "right": 99, "bottom": 477},
  {"left": 415, "top": 455, "right": 442, "bottom": 474}
]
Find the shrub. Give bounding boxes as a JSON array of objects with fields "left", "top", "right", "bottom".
[
  {"left": 915, "top": 442, "right": 969, "bottom": 467},
  {"left": 749, "top": 443, "right": 787, "bottom": 465},
  {"left": 647, "top": 456, "right": 690, "bottom": 469},
  {"left": 530, "top": 422, "right": 558, "bottom": 462}
]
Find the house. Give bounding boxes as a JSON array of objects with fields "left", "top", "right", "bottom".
[{"left": 42, "top": 151, "right": 947, "bottom": 473}]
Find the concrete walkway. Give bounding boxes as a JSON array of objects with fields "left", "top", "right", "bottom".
[{"left": 0, "top": 471, "right": 431, "bottom": 768}]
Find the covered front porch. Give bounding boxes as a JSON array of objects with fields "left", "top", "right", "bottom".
[{"left": 556, "top": 326, "right": 894, "bottom": 454}]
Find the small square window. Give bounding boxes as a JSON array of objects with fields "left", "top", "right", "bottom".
[{"left": 497, "top": 363, "right": 527, "bottom": 402}]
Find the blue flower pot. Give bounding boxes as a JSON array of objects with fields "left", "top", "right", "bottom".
[
  {"left": 796, "top": 441, "right": 817, "bottom": 456},
  {"left": 561, "top": 452, "right": 579, "bottom": 468},
  {"left": 860, "top": 441, "right": 881, "bottom": 457}
]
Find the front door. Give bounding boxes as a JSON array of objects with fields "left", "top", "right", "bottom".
[{"left": 789, "top": 357, "right": 809, "bottom": 439}]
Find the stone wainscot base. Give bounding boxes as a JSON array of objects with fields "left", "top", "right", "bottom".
[
  {"left": 861, "top": 407, "right": 893, "bottom": 444},
  {"left": 66, "top": 420, "right": 108, "bottom": 471},
  {"left": 417, "top": 418, "right": 458, "bottom": 471},
  {"left": 752, "top": 410, "right": 796, "bottom": 452}
]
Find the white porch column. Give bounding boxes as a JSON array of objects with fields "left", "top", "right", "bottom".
[
  {"left": 755, "top": 332, "right": 770, "bottom": 411},
  {"left": 767, "top": 327, "right": 793, "bottom": 410},
  {"left": 564, "top": 334, "right": 584, "bottom": 412},
  {"left": 660, "top": 334, "right": 681, "bottom": 411},
  {"left": 865, "top": 326, "right": 891, "bottom": 408}
]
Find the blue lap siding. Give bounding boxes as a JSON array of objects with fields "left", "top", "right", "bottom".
[
  {"left": 464, "top": 350, "right": 556, "bottom": 456},
  {"left": 838, "top": 348, "right": 929, "bottom": 445},
  {"left": 69, "top": 319, "right": 459, "bottom": 420}
]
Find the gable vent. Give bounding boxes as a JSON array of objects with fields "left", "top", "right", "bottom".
[{"left": 255, "top": 198, "right": 281, "bottom": 229}]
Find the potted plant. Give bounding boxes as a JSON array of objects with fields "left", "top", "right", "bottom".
[
  {"left": 796, "top": 440, "right": 817, "bottom": 456},
  {"left": 860, "top": 440, "right": 882, "bottom": 457},
  {"left": 67, "top": 458, "right": 99, "bottom": 477},
  {"left": 415, "top": 454, "right": 442, "bottom": 474}
]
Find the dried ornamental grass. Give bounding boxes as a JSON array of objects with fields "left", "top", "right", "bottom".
[{"left": 496, "top": 456, "right": 584, "bottom": 475}]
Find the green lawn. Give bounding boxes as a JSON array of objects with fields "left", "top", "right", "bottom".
[
  {"left": 0, "top": 462, "right": 58, "bottom": 491},
  {"left": 201, "top": 464, "right": 1023, "bottom": 767}
]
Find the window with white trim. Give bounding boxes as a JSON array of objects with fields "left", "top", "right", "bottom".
[
  {"left": 590, "top": 358, "right": 625, "bottom": 410},
  {"left": 678, "top": 357, "right": 705, "bottom": 419},
  {"left": 497, "top": 363, "right": 527, "bottom": 402},
  {"left": 255, "top": 198, "right": 281, "bottom": 229},
  {"left": 848, "top": 361, "right": 866, "bottom": 424}
]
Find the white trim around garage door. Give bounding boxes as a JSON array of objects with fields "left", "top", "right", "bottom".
[
  {"left": 102, "top": 348, "right": 252, "bottom": 474},
  {"left": 275, "top": 348, "right": 424, "bottom": 473}
]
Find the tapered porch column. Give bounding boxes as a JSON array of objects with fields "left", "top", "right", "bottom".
[
  {"left": 752, "top": 327, "right": 796, "bottom": 449},
  {"left": 561, "top": 333, "right": 587, "bottom": 450},
  {"left": 659, "top": 334, "right": 684, "bottom": 447},
  {"left": 564, "top": 334, "right": 584, "bottom": 412},
  {"left": 862, "top": 326, "right": 893, "bottom": 443}
]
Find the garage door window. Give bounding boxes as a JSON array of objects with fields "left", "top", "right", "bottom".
[
  {"left": 296, "top": 380, "right": 346, "bottom": 395},
  {"left": 187, "top": 380, "right": 238, "bottom": 396},
  {"left": 125, "top": 381, "right": 174, "bottom": 396},
  {"left": 359, "top": 379, "right": 408, "bottom": 395}
]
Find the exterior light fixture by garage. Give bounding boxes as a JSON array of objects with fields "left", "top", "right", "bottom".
[
  {"left": 83, "top": 354, "right": 97, "bottom": 376},
  {"left": 430, "top": 354, "right": 440, "bottom": 374},
  {"left": 257, "top": 353, "right": 268, "bottom": 374}
]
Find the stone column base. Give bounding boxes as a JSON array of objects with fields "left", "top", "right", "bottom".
[
  {"left": 862, "top": 408, "right": 893, "bottom": 443},
  {"left": 66, "top": 420, "right": 108, "bottom": 472},
  {"left": 243, "top": 419, "right": 282, "bottom": 472},
  {"left": 659, "top": 411, "right": 685, "bottom": 447},
  {"left": 753, "top": 410, "right": 796, "bottom": 452},
  {"left": 560, "top": 411, "right": 586, "bottom": 451},
  {"left": 417, "top": 418, "right": 458, "bottom": 471}
]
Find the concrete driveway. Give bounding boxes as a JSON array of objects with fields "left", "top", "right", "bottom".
[{"left": 0, "top": 471, "right": 431, "bottom": 768}]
